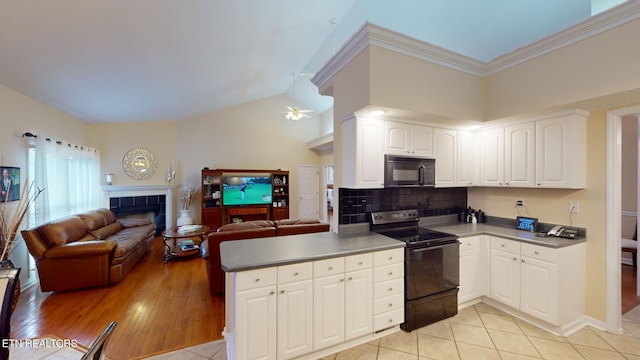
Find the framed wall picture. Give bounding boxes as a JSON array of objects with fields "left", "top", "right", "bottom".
[{"left": 1, "top": 167, "right": 20, "bottom": 202}]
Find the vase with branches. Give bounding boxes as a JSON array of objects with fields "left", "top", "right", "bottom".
[
  {"left": 0, "top": 180, "right": 44, "bottom": 315},
  {"left": 177, "top": 185, "right": 197, "bottom": 227},
  {"left": 1, "top": 180, "right": 44, "bottom": 262}
]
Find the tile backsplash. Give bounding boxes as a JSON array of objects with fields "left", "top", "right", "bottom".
[{"left": 338, "top": 187, "right": 467, "bottom": 225}]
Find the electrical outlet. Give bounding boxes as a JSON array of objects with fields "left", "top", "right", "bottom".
[
  {"left": 516, "top": 199, "right": 524, "bottom": 207},
  {"left": 569, "top": 201, "right": 579, "bottom": 214}
]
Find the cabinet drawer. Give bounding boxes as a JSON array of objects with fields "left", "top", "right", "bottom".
[
  {"left": 374, "top": 262, "right": 404, "bottom": 282},
  {"left": 374, "top": 278, "right": 404, "bottom": 299},
  {"left": 373, "top": 248, "right": 404, "bottom": 266},
  {"left": 374, "top": 308, "right": 404, "bottom": 331},
  {"left": 491, "top": 237, "right": 520, "bottom": 254},
  {"left": 374, "top": 293, "right": 404, "bottom": 315},
  {"left": 236, "top": 267, "right": 277, "bottom": 291},
  {"left": 278, "top": 262, "right": 313, "bottom": 283},
  {"left": 459, "top": 237, "right": 480, "bottom": 252},
  {"left": 313, "top": 257, "right": 345, "bottom": 277},
  {"left": 345, "top": 253, "right": 373, "bottom": 272},
  {"left": 521, "top": 243, "right": 557, "bottom": 263}
]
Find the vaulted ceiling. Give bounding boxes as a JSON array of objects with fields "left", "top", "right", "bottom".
[{"left": 0, "top": 0, "right": 627, "bottom": 123}]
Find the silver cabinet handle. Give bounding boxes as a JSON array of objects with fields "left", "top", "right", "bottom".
[
  {"left": 269, "top": 291, "right": 275, "bottom": 295},
  {"left": 280, "top": 290, "right": 285, "bottom": 294},
  {"left": 294, "top": 272, "right": 299, "bottom": 276},
  {"left": 255, "top": 278, "right": 261, "bottom": 282},
  {"left": 328, "top": 266, "right": 333, "bottom": 271},
  {"left": 388, "top": 272, "right": 393, "bottom": 276},
  {"left": 348, "top": 277, "right": 353, "bottom": 281}
]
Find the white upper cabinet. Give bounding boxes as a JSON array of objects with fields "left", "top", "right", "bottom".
[
  {"left": 384, "top": 120, "right": 433, "bottom": 157},
  {"left": 535, "top": 111, "right": 587, "bottom": 188},
  {"left": 505, "top": 122, "right": 536, "bottom": 187},
  {"left": 342, "top": 115, "right": 384, "bottom": 188},
  {"left": 478, "top": 127, "right": 505, "bottom": 186},
  {"left": 433, "top": 128, "right": 457, "bottom": 186},
  {"left": 476, "top": 109, "right": 587, "bottom": 189},
  {"left": 457, "top": 130, "right": 476, "bottom": 186}
]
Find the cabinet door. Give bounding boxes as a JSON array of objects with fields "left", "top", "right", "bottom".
[
  {"left": 535, "top": 114, "right": 587, "bottom": 188},
  {"left": 505, "top": 122, "right": 535, "bottom": 187},
  {"left": 384, "top": 121, "right": 411, "bottom": 155},
  {"left": 478, "top": 128, "right": 504, "bottom": 186},
  {"left": 342, "top": 115, "right": 384, "bottom": 188},
  {"left": 345, "top": 269, "right": 373, "bottom": 340},
  {"left": 202, "top": 209, "right": 222, "bottom": 229},
  {"left": 433, "top": 128, "right": 457, "bottom": 186},
  {"left": 459, "top": 236, "right": 482, "bottom": 303},
  {"left": 490, "top": 248, "right": 520, "bottom": 308},
  {"left": 410, "top": 124, "right": 433, "bottom": 156},
  {"left": 520, "top": 256, "right": 559, "bottom": 325},
  {"left": 313, "top": 274, "right": 345, "bottom": 350},
  {"left": 277, "top": 280, "right": 314, "bottom": 359},
  {"left": 457, "top": 130, "right": 475, "bottom": 186},
  {"left": 236, "top": 286, "right": 277, "bottom": 360}
]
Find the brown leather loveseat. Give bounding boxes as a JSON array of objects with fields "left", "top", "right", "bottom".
[
  {"left": 21, "top": 208, "right": 156, "bottom": 292},
  {"left": 202, "top": 218, "right": 330, "bottom": 294}
]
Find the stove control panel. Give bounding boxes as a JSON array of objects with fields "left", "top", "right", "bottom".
[{"left": 371, "top": 209, "right": 419, "bottom": 225}]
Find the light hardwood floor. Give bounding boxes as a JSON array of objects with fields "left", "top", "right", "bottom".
[{"left": 11, "top": 236, "right": 225, "bottom": 360}]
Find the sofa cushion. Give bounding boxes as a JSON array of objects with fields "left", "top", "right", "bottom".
[
  {"left": 118, "top": 217, "right": 152, "bottom": 228},
  {"left": 108, "top": 224, "right": 156, "bottom": 261},
  {"left": 91, "top": 222, "right": 124, "bottom": 240},
  {"left": 276, "top": 218, "right": 323, "bottom": 226},
  {"left": 37, "top": 216, "right": 90, "bottom": 246},
  {"left": 96, "top": 208, "right": 117, "bottom": 224},
  {"left": 218, "top": 220, "right": 275, "bottom": 232},
  {"left": 77, "top": 211, "right": 107, "bottom": 231}
]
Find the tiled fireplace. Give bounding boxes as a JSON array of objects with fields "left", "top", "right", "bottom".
[{"left": 102, "top": 185, "right": 176, "bottom": 234}]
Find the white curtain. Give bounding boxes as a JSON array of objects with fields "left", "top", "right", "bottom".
[{"left": 30, "top": 136, "right": 101, "bottom": 225}]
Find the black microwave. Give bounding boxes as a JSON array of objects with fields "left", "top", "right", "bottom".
[{"left": 384, "top": 155, "right": 436, "bottom": 187}]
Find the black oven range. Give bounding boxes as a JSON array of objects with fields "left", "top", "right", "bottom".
[{"left": 371, "top": 209, "right": 460, "bottom": 332}]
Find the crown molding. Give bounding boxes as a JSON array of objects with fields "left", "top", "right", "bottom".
[
  {"left": 312, "top": 1, "right": 640, "bottom": 90},
  {"left": 486, "top": 0, "right": 640, "bottom": 75}
]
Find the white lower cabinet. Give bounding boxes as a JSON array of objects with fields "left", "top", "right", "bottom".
[
  {"left": 313, "top": 257, "right": 346, "bottom": 350},
  {"left": 488, "top": 236, "right": 584, "bottom": 327},
  {"left": 226, "top": 248, "right": 404, "bottom": 360},
  {"left": 459, "top": 235, "right": 485, "bottom": 304},
  {"left": 277, "top": 263, "right": 314, "bottom": 360},
  {"left": 235, "top": 268, "right": 278, "bottom": 360},
  {"left": 372, "top": 248, "right": 405, "bottom": 331}
]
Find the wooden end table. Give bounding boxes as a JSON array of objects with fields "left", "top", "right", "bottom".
[{"left": 162, "top": 225, "right": 209, "bottom": 262}]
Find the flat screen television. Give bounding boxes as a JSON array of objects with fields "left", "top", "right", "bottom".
[{"left": 222, "top": 174, "right": 273, "bottom": 206}]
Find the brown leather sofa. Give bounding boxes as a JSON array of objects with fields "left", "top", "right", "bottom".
[
  {"left": 202, "top": 218, "right": 330, "bottom": 294},
  {"left": 21, "top": 208, "right": 156, "bottom": 292}
]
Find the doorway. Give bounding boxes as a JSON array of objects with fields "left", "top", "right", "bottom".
[
  {"left": 298, "top": 165, "right": 319, "bottom": 219},
  {"left": 606, "top": 106, "right": 640, "bottom": 333},
  {"left": 323, "top": 165, "right": 334, "bottom": 226}
]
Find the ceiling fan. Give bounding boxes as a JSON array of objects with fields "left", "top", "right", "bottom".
[
  {"left": 285, "top": 106, "right": 312, "bottom": 120},
  {"left": 285, "top": 72, "right": 314, "bottom": 120}
]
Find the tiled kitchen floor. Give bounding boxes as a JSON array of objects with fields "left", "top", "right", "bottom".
[{"left": 147, "top": 302, "right": 640, "bottom": 360}]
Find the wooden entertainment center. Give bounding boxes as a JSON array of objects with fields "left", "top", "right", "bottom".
[{"left": 201, "top": 168, "right": 289, "bottom": 230}]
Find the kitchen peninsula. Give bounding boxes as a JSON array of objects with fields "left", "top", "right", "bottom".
[{"left": 220, "top": 231, "right": 405, "bottom": 360}]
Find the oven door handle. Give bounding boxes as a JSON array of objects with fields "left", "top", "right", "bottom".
[{"left": 409, "top": 241, "right": 460, "bottom": 252}]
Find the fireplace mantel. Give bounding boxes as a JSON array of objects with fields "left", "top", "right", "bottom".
[{"left": 102, "top": 184, "right": 178, "bottom": 230}]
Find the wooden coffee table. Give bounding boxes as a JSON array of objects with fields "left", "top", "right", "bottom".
[{"left": 162, "top": 225, "right": 209, "bottom": 262}]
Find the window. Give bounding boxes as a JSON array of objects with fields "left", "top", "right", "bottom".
[{"left": 28, "top": 137, "right": 101, "bottom": 227}]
